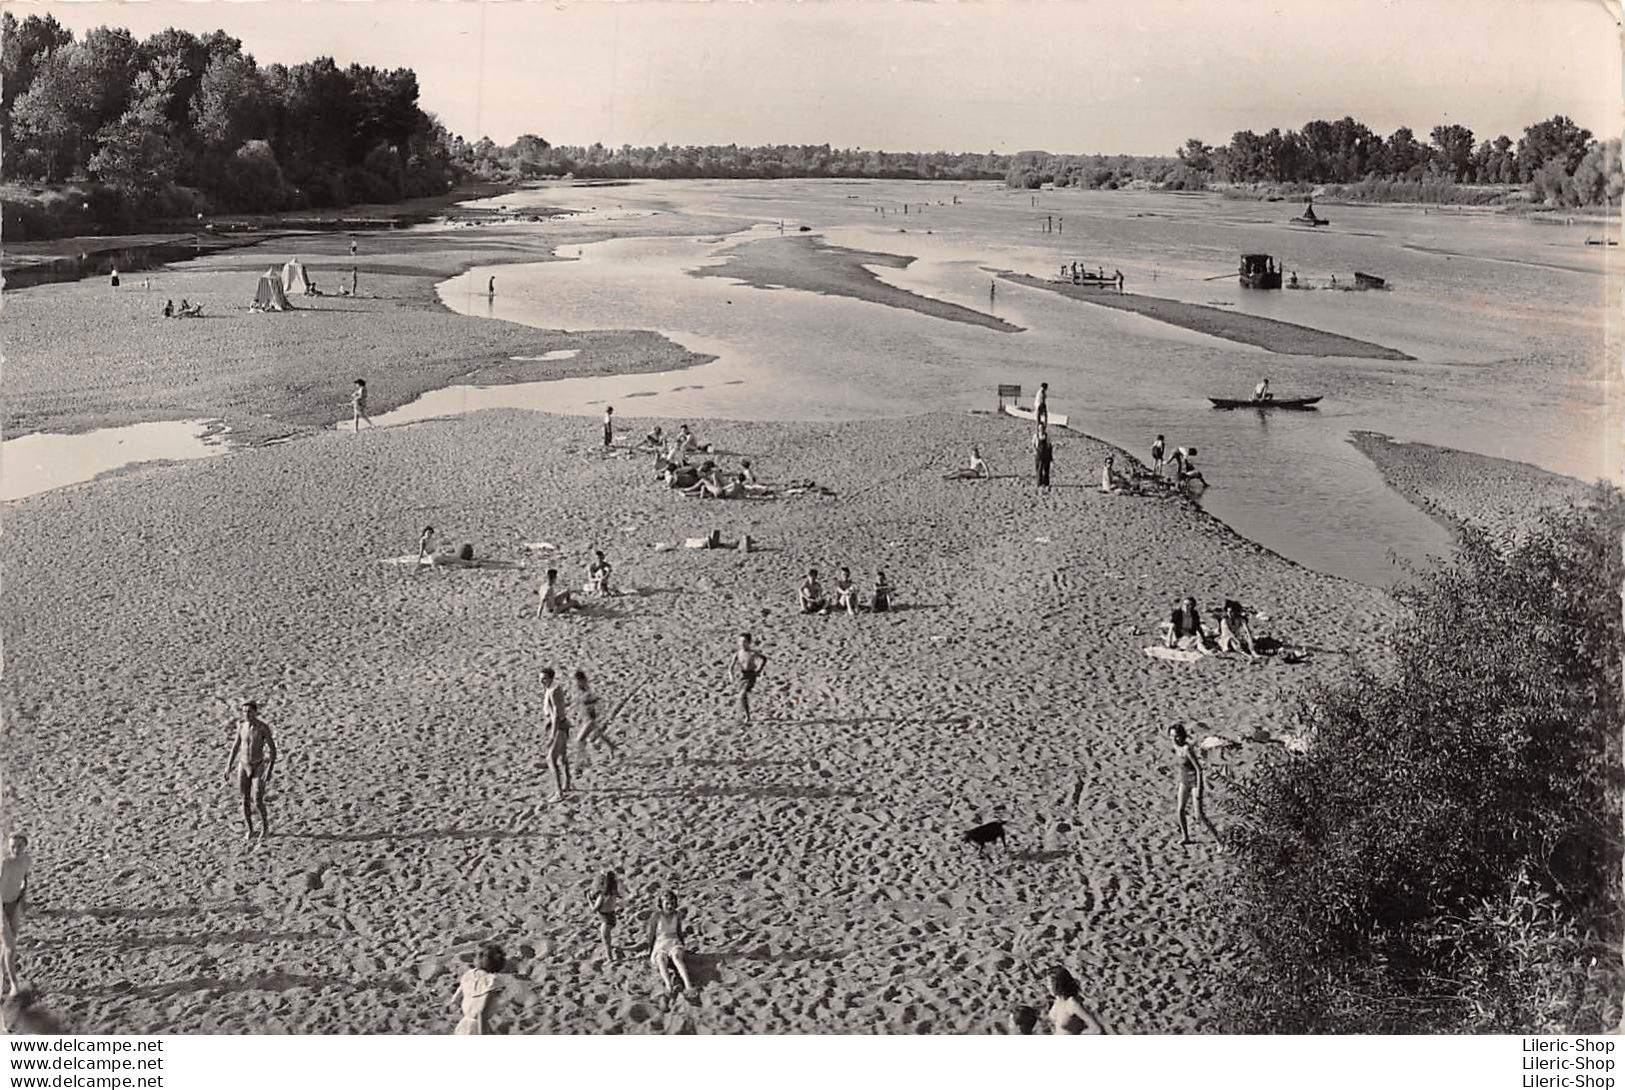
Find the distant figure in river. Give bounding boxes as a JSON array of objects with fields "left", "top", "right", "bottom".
[
  {"left": 109, "top": 267, "right": 120, "bottom": 288},
  {"left": 602, "top": 405, "right": 615, "bottom": 448},
  {"left": 1303, "top": 199, "right": 1317, "bottom": 220},
  {"left": 990, "top": 279, "right": 996, "bottom": 303},
  {"left": 349, "top": 238, "right": 358, "bottom": 258},
  {"left": 591, "top": 872, "right": 621, "bottom": 962},
  {"left": 729, "top": 632, "right": 767, "bottom": 725},
  {"left": 451, "top": 944, "right": 507, "bottom": 1034},
  {"left": 1253, "top": 377, "right": 1273, "bottom": 402},
  {"left": 1115, "top": 269, "right": 1124, "bottom": 293},
  {"left": 350, "top": 379, "right": 374, "bottom": 433},
  {"left": 224, "top": 701, "right": 277, "bottom": 843},
  {"left": 1150, "top": 435, "right": 1167, "bottom": 477}
]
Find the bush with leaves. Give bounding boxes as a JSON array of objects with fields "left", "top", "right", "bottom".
[{"left": 1219, "top": 488, "right": 1623, "bottom": 1032}]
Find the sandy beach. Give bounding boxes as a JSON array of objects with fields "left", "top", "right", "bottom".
[{"left": 2, "top": 401, "right": 1397, "bottom": 1033}]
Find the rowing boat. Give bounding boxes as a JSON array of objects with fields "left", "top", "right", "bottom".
[
  {"left": 1208, "top": 396, "right": 1322, "bottom": 410},
  {"left": 1289, "top": 214, "right": 1329, "bottom": 227},
  {"left": 1002, "top": 404, "right": 1070, "bottom": 428}
]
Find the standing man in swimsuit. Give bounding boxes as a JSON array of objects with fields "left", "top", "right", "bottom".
[
  {"left": 602, "top": 406, "right": 615, "bottom": 449},
  {"left": 224, "top": 701, "right": 277, "bottom": 842},
  {"left": 1168, "top": 723, "right": 1219, "bottom": 845},
  {"left": 541, "top": 668, "right": 572, "bottom": 802},
  {"left": 1150, "top": 435, "right": 1166, "bottom": 478},
  {"left": 729, "top": 633, "right": 767, "bottom": 726},
  {"left": 1034, "top": 381, "right": 1049, "bottom": 428},
  {"left": 350, "top": 379, "right": 374, "bottom": 433}
]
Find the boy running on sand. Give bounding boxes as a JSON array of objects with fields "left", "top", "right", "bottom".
[
  {"left": 350, "top": 379, "right": 373, "bottom": 433},
  {"left": 541, "top": 668, "right": 572, "bottom": 802},
  {"left": 224, "top": 701, "right": 278, "bottom": 842},
  {"left": 573, "top": 669, "right": 618, "bottom": 757},
  {"left": 729, "top": 633, "right": 767, "bottom": 725}
]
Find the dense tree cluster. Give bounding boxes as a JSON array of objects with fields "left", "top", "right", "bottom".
[
  {"left": 1177, "top": 114, "right": 1619, "bottom": 207},
  {"left": 2, "top": 14, "right": 458, "bottom": 215},
  {"left": 1222, "top": 492, "right": 1623, "bottom": 1032}
]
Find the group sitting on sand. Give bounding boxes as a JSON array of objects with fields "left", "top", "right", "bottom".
[
  {"left": 799, "top": 566, "right": 892, "bottom": 615},
  {"left": 163, "top": 298, "right": 204, "bottom": 319},
  {"left": 1160, "top": 596, "right": 1261, "bottom": 657}
]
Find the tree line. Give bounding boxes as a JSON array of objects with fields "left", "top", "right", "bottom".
[
  {"left": 1170, "top": 114, "right": 1620, "bottom": 208},
  {"left": 2, "top": 13, "right": 459, "bottom": 225}
]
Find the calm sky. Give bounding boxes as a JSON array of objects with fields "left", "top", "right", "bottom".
[{"left": 31, "top": 0, "right": 1623, "bottom": 155}]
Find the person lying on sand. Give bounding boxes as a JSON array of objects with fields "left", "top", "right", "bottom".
[
  {"left": 646, "top": 890, "right": 695, "bottom": 996},
  {"left": 1, "top": 834, "right": 31, "bottom": 998},
  {"left": 834, "top": 567, "right": 860, "bottom": 615},
  {"left": 664, "top": 465, "right": 702, "bottom": 491},
  {"left": 1047, "top": 966, "right": 1106, "bottom": 1034},
  {"left": 944, "top": 445, "right": 992, "bottom": 480},
  {"left": 588, "top": 551, "right": 613, "bottom": 595},
  {"left": 541, "top": 667, "right": 573, "bottom": 802},
  {"left": 224, "top": 701, "right": 277, "bottom": 843},
  {"left": 1169, "top": 722, "right": 1220, "bottom": 845},
  {"left": 591, "top": 872, "right": 621, "bottom": 962},
  {"left": 537, "top": 569, "right": 584, "bottom": 617},
  {"left": 730, "top": 632, "right": 767, "bottom": 725},
  {"left": 687, "top": 464, "right": 747, "bottom": 500},
  {"left": 452, "top": 944, "right": 507, "bottom": 1035},
  {"left": 799, "top": 570, "right": 830, "bottom": 615},
  {"left": 1216, "top": 600, "right": 1259, "bottom": 658},
  {"left": 872, "top": 571, "right": 892, "bottom": 613}
]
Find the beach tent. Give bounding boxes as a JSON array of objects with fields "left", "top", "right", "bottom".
[
  {"left": 253, "top": 269, "right": 292, "bottom": 312},
  {"left": 281, "top": 258, "right": 313, "bottom": 296}
]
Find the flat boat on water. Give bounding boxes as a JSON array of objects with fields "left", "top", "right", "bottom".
[
  {"left": 1209, "top": 396, "right": 1322, "bottom": 411},
  {"left": 1289, "top": 214, "right": 1330, "bottom": 227}
]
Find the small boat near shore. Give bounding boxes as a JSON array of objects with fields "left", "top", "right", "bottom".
[
  {"left": 1002, "top": 403, "right": 1071, "bottom": 428},
  {"left": 1289, "top": 214, "right": 1330, "bottom": 227},
  {"left": 1209, "top": 396, "right": 1322, "bottom": 411}
]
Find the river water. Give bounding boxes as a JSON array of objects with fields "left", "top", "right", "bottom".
[{"left": 392, "top": 179, "right": 1617, "bottom": 587}]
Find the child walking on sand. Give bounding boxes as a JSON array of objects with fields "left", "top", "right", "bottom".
[
  {"left": 350, "top": 379, "right": 374, "bottom": 433},
  {"left": 1168, "top": 723, "right": 1219, "bottom": 845},
  {"left": 224, "top": 701, "right": 277, "bottom": 842},
  {"left": 573, "top": 669, "right": 618, "bottom": 757},
  {"left": 591, "top": 871, "right": 621, "bottom": 961},
  {"left": 541, "top": 668, "right": 572, "bottom": 802},
  {"left": 729, "top": 633, "right": 767, "bottom": 725}
]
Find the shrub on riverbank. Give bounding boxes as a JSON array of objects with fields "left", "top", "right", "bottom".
[{"left": 1219, "top": 488, "right": 1624, "bottom": 1032}]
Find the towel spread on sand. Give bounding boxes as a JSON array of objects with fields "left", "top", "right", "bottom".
[{"left": 1144, "top": 646, "right": 1205, "bottom": 663}]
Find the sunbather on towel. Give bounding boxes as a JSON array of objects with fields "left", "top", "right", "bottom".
[
  {"left": 1162, "top": 596, "right": 1213, "bottom": 651},
  {"left": 1217, "top": 600, "right": 1259, "bottom": 657}
]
